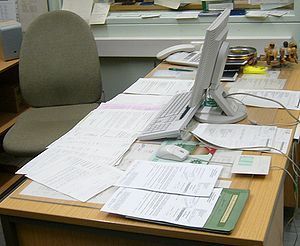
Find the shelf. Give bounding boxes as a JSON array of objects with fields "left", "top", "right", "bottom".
[
  {"left": 0, "top": 106, "right": 27, "bottom": 136},
  {"left": 0, "top": 59, "right": 19, "bottom": 73}
]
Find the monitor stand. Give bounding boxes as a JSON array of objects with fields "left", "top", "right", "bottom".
[{"left": 194, "top": 41, "right": 247, "bottom": 124}]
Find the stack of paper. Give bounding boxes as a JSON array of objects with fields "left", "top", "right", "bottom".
[{"left": 101, "top": 160, "right": 249, "bottom": 233}]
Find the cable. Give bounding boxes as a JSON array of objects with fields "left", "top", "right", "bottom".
[{"left": 226, "top": 92, "right": 300, "bottom": 124}]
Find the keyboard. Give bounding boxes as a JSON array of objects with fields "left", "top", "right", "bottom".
[{"left": 138, "top": 92, "right": 200, "bottom": 140}]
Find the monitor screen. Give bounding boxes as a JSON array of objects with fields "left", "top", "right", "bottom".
[
  {"left": 189, "top": 8, "right": 247, "bottom": 123},
  {"left": 189, "top": 8, "right": 230, "bottom": 108}
]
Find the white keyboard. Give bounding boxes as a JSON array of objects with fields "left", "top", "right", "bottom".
[{"left": 138, "top": 92, "right": 200, "bottom": 140}]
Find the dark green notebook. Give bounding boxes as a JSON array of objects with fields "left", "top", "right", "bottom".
[{"left": 203, "top": 188, "right": 249, "bottom": 234}]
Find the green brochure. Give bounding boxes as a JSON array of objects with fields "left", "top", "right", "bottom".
[{"left": 203, "top": 188, "right": 249, "bottom": 234}]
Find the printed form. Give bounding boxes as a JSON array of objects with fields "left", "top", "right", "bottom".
[
  {"left": 192, "top": 124, "right": 277, "bottom": 150},
  {"left": 124, "top": 78, "right": 194, "bottom": 96},
  {"left": 101, "top": 187, "right": 222, "bottom": 228},
  {"left": 116, "top": 160, "right": 222, "bottom": 197}
]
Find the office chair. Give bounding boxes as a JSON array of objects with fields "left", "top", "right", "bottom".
[{"left": 3, "top": 10, "right": 102, "bottom": 157}]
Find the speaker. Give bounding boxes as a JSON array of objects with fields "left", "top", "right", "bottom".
[{"left": 0, "top": 21, "right": 22, "bottom": 61}]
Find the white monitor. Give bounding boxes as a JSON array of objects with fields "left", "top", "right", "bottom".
[{"left": 189, "top": 9, "right": 247, "bottom": 123}]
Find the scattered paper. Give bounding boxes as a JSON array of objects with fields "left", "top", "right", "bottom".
[
  {"left": 227, "top": 77, "right": 286, "bottom": 90},
  {"left": 229, "top": 90, "right": 300, "bottom": 110},
  {"left": 101, "top": 187, "right": 222, "bottom": 228},
  {"left": 0, "top": 0, "right": 16, "bottom": 20},
  {"left": 116, "top": 160, "right": 222, "bottom": 197},
  {"left": 154, "top": 0, "right": 180, "bottom": 9},
  {"left": 62, "top": 0, "right": 93, "bottom": 22},
  {"left": 192, "top": 124, "right": 277, "bottom": 150},
  {"left": 124, "top": 78, "right": 194, "bottom": 96},
  {"left": 232, "top": 155, "right": 271, "bottom": 175},
  {"left": 89, "top": 3, "right": 110, "bottom": 25}
]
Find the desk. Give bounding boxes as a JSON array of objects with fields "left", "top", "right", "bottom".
[{"left": 0, "top": 63, "right": 299, "bottom": 246}]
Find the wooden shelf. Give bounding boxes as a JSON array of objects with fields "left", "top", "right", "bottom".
[
  {"left": 0, "top": 106, "right": 27, "bottom": 136},
  {"left": 0, "top": 59, "right": 18, "bottom": 73}
]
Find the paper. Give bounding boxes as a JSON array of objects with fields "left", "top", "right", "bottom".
[
  {"left": 124, "top": 78, "right": 194, "bottom": 96},
  {"left": 229, "top": 90, "right": 300, "bottom": 110},
  {"left": 152, "top": 69, "right": 196, "bottom": 80},
  {"left": 154, "top": 0, "right": 180, "bottom": 9},
  {"left": 0, "top": 0, "right": 16, "bottom": 20},
  {"left": 295, "top": 116, "right": 300, "bottom": 140},
  {"left": 89, "top": 3, "right": 110, "bottom": 25},
  {"left": 75, "top": 108, "right": 156, "bottom": 134},
  {"left": 117, "top": 143, "right": 161, "bottom": 171},
  {"left": 62, "top": 0, "right": 93, "bottom": 22},
  {"left": 20, "top": 181, "right": 117, "bottom": 204},
  {"left": 17, "top": 0, "right": 48, "bottom": 31},
  {"left": 192, "top": 124, "right": 277, "bottom": 150},
  {"left": 116, "top": 160, "right": 222, "bottom": 197},
  {"left": 18, "top": 148, "right": 123, "bottom": 202},
  {"left": 215, "top": 180, "right": 232, "bottom": 188},
  {"left": 102, "top": 94, "right": 171, "bottom": 111},
  {"left": 232, "top": 155, "right": 271, "bottom": 175},
  {"left": 227, "top": 77, "right": 286, "bottom": 90},
  {"left": 101, "top": 187, "right": 222, "bottom": 228},
  {"left": 176, "top": 11, "right": 199, "bottom": 19},
  {"left": 271, "top": 128, "right": 292, "bottom": 154},
  {"left": 210, "top": 150, "right": 243, "bottom": 179}
]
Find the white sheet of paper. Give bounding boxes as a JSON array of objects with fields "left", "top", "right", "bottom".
[
  {"left": 192, "top": 124, "right": 277, "bottom": 150},
  {"left": 176, "top": 11, "right": 199, "bottom": 19},
  {"left": 75, "top": 108, "right": 156, "bottom": 133},
  {"left": 229, "top": 89, "right": 300, "bottom": 110},
  {"left": 232, "top": 155, "right": 271, "bottom": 175},
  {"left": 116, "top": 160, "right": 222, "bottom": 197},
  {"left": 215, "top": 180, "right": 231, "bottom": 188},
  {"left": 20, "top": 181, "right": 117, "bottom": 204},
  {"left": 62, "top": 0, "right": 93, "bottom": 22},
  {"left": 89, "top": 3, "right": 110, "bottom": 25},
  {"left": 154, "top": 0, "right": 180, "bottom": 9},
  {"left": 117, "top": 143, "right": 161, "bottom": 170},
  {"left": 17, "top": 0, "right": 48, "bottom": 31},
  {"left": 0, "top": 0, "right": 16, "bottom": 20},
  {"left": 210, "top": 150, "right": 242, "bottom": 179},
  {"left": 295, "top": 116, "right": 300, "bottom": 140},
  {"left": 101, "top": 187, "right": 222, "bottom": 228},
  {"left": 152, "top": 69, "right": 196, "bottom": 80},
  {"left": 103, "top": 94, "right": 171, "bottom": 111},
  {"left": 271, "top": 128, "right": 292, "bottom": 154},
  {"left": 124, "top": 78, "right": 194, "bottom": 96},
  {"left": 227, "top": 77, "right": 286, "bottom": 90},
  {"left": 20, "top": 149, "right": 123, "bottom": 202}
]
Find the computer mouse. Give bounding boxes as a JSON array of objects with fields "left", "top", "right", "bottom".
[{"left": 156, "top": 145, "right": 189, "bottom": 162}]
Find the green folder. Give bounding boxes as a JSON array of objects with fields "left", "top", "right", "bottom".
[{"left": 203, "top": 188, "right": 249, "bottom": 234}]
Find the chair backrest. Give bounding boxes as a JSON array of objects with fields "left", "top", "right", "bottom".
[{"left": 19, "top": 10, "right": 102, "bottom": 107}]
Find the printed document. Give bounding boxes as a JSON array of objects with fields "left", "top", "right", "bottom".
[
  {"left": 124, "top": 78, "right": 194, "bottom": 96},
  {"left": 62, "top": 0, "right": 93, "bottom": 22},
  {"left": 192, "top": 124, "right": 277, "bottom": 150},
  {"left": 102, "top": 94, "right": 171, "bottom": 111},
  {"left": 20, "top": 181, "right": 117, "bottom": 205},
  {"left": 115, "top": 160, "right": 222, "bottom": 197},
  {"left": 232, "top": 155, "right": 271, "bottom": 175},
  {"left": 89, "top": 3, "right": 110, "bottom": 25},
  {"left": 229, "top": 89, "right": 300, "bottom": 110},
  {"left": 101, "top": 187, "right": 222, "bottom": 228},
  {"left": 227, "top": 77, "right": 286, "bottom": 90},
  {"left": 17, "top": 148, "right": 123, "bottom": 202}
]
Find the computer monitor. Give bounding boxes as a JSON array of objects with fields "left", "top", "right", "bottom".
[{"left": 189, "top": 8, "right": 247, "bottom": 123}]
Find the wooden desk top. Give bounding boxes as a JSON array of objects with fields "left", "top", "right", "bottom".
[
  {"left": 0, "top": 63, "right": 299, "bottom": 245},
  {"left": 0, "top": 58, "right": 18, "bottom": 73}
]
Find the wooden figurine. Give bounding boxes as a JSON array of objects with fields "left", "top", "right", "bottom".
[
  {"left": 264, "top": 42, "right": 279, "bottom": 66},
  {"left": 288, "top": 41, "right": 298, "bottom": 63}
]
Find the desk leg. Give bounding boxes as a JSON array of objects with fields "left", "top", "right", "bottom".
[{"left": 1, "top": 215, "right": 19, "bottom": 246}]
